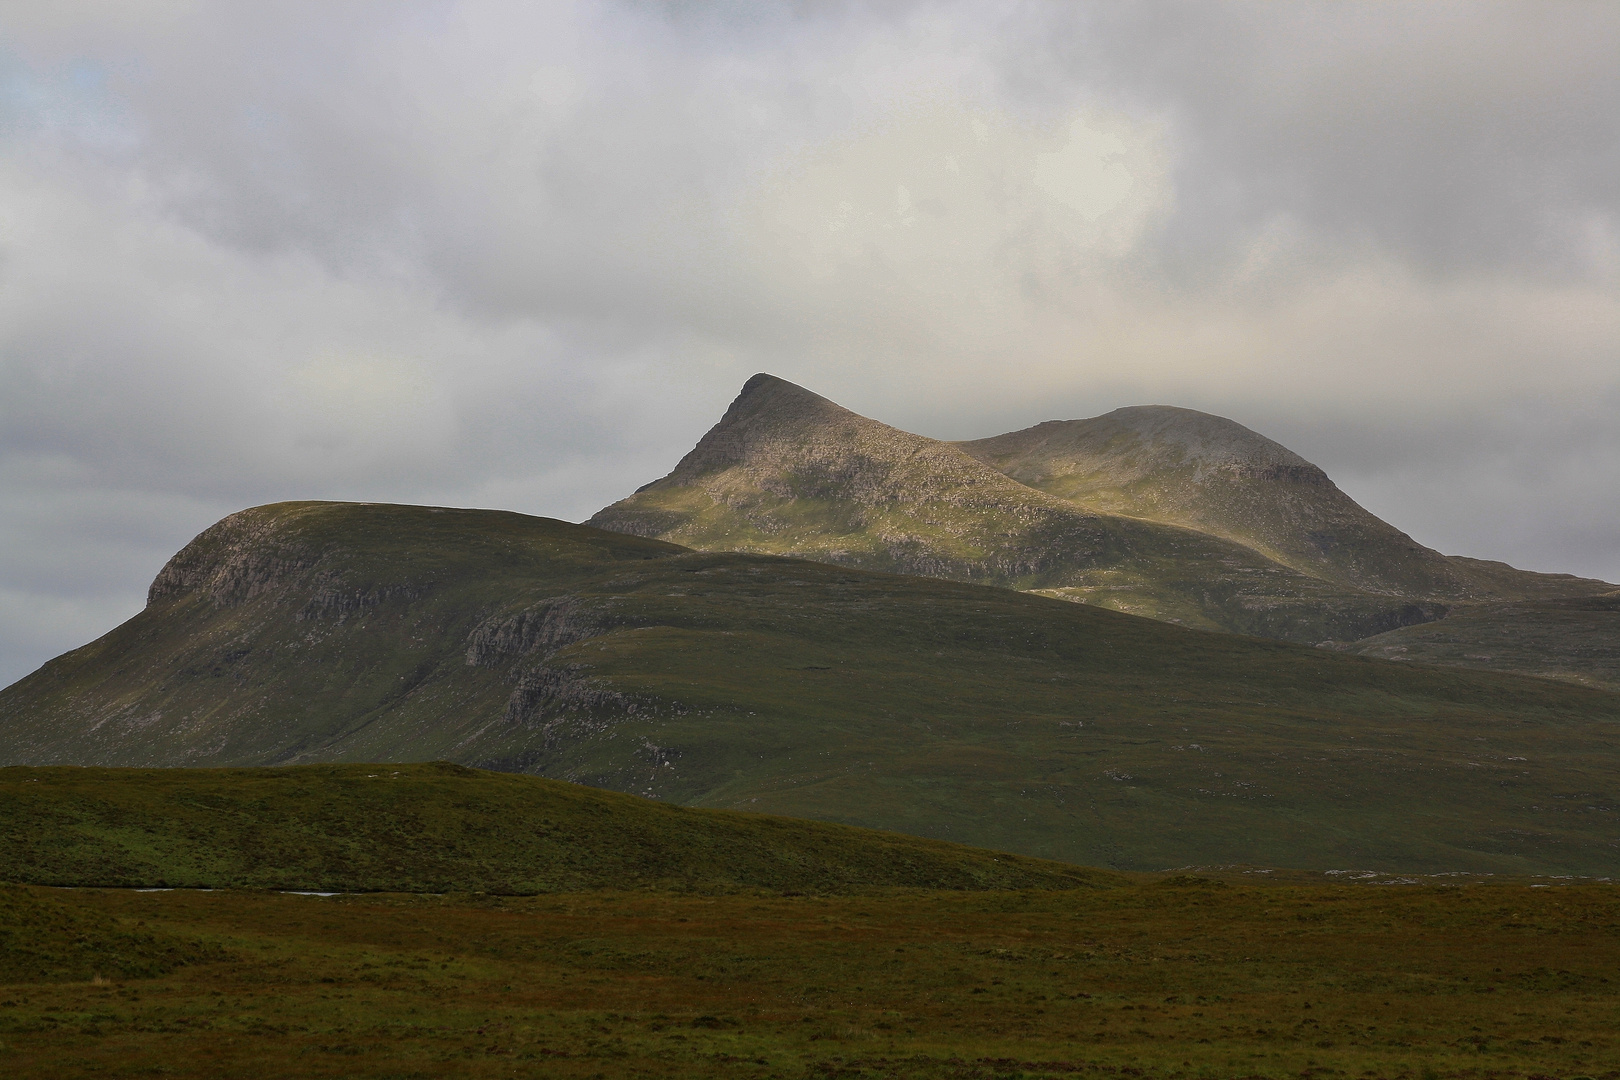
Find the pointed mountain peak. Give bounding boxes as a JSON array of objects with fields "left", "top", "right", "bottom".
[
  {"left": 648, "top": 373, "right": 892, "bottom": 483},
  {"left": 736, "top": 371, "right": 810, "bottom": 399},
  {"left": 719, "top": 373, "right": 849, "bottom": 427}
]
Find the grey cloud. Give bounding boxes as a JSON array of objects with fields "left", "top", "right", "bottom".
[
  {"left": 1029, "top": 2, "right": 1620, "bottom": 279},
  {"left": 1, "top": 1, "right": 1617, "bottom": 687}
]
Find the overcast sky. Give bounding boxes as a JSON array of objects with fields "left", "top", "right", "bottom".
[{"left": 3, "top": 1, "right": 1618, "bottom": 687}]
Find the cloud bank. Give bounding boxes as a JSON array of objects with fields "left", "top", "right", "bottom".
[{"left": 3, "top": 1, "right": 1618, "bottom": 684}]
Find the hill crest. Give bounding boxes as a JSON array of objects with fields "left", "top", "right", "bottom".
[
  {"left": 975, "top": 405, "right": 1320, "bottom": 481},
  {"left": 955, "top": 405, "right": 1473, "bottom": 598}
]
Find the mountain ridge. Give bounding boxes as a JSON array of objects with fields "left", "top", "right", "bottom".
[{"left": 589, "top": 375, "right": 1465, "bottom": 643}]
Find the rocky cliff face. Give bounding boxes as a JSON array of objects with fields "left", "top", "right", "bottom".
[{"left": 147, "top": 508, "right": 317, "bottom": 607}]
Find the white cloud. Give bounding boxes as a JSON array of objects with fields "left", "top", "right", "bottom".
[{"left": 1033, "top": 117, "right": 1134, "bottom": 222}]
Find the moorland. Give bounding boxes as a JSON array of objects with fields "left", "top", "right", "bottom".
[
  {"left": 2, "top": 764, "right": 1618, "bottom": 1080},
  {"left": 0, "top": 763, "right": 1103, "bottom": 895},
  {"left": 4, "top": 874, "right": 1618, "bottom": 1079}
]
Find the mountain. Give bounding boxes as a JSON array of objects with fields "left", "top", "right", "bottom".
[
  {"left": 589, "top": 375, "right": 1451, "bottom": 643},
  {"left": 5, "top": 500, "right": 1619, "bottom": 875},
  {"left": 956, "top": 405, "right": 1604, "bottom": 604},
  {"left": 592, "top": 375, "right": 1615, "bottom": 680}
]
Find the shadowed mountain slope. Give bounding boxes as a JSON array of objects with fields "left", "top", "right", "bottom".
[
  {"left": 5, "top": 500, "right": 1620, "bottom": 874},
  {"left": 956, "top": 406, "right": 1606, "bottom": 603},
  {"left": 1343, "top": 591, "right": 1620, "bottom": 692},
  {"left": 589, "top": 375, "right": 1445, "bottom": 643}
]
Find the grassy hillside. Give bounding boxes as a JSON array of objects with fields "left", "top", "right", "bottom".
[
  {"left": 0, "top": 762, "right": 1110, "bottom": 894},
  {"left": 4, "top": 880, "right": 1618, "bottom": 1078},
  {"left": 588, "top": 374, "right": 1448, "bottom": 643},
  {"left": 4, "top": 500, "right": 1620, "bottom": 875},
  {"left": 1346, "top": 592, "right": 1620, "bottom": 692}
]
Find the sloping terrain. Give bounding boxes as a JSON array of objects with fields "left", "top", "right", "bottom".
[
  {"left": 4, "top": 500, "right": 1619, "bottom": 875},
  {"left": 958, "top": 406, "right": 1605, "bottom": 603},
  {"left": 0, "top": 762, "right": 1108, "bottom": 893},
  {"left": 589, "top": 375, "right": 1447, "bottom": 643},
  {"left": 1344, "top": 592, "right": 1620, "bottom": 692}
]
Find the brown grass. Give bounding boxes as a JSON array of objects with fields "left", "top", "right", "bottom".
[{"left": 2, "top": 878, "right": 1617, "bottom": 1078}]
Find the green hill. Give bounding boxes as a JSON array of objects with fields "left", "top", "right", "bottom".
[
  {"left": 0, "top": 762, "right": 1111, "bottom": 894},
  {"left": 4, "top": 499, "right": 1619, "bottom": 875}
]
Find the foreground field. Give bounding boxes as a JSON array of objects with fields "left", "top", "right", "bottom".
[{"left": 3, "top": 879, "right": 1617, "bottom": 1079}]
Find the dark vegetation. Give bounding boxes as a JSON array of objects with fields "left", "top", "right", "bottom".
[
  {"left": 0, "top": 763, "right": 1108, "bottom": 894},
  {"left": 1, "top": 878, "right": 1616, "bottom": 1078},
  {"left": 1348, "top": 593, "right": 1620, "bottom": 692},
  {"left": 0, "top": 886, "right": 227, "bottom": 985},
  {"left": 3, "top": 766, "right": 1615, "bottom": 1076},
  {"left": 4, "top": 503, "right": 1620, "bottom": 874}
]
